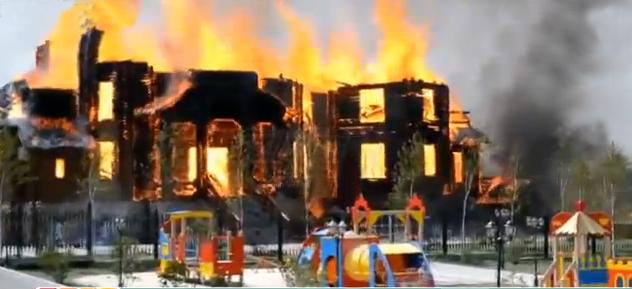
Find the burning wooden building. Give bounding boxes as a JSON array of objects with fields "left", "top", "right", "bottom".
[
  {"left": 73, "top": 28, "right": 305, "bottom": 209},
  {"left": 1, "top": 23, "right": 488, "bottom": 229},
  {"left": 0, "top": 83, "right": 95, "bottom": 203},
  {"left": 310, "top": 80, "right": 483, "bottom": 210}
]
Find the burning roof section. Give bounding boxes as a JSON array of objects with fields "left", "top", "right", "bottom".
[
  {"left": 136, "top": 70, "right": 287, "bottom": 128},
  {"left": 0, "top": 84, "right": 93, "bottom": 149}
]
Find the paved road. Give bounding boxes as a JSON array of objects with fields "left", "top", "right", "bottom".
[{"left": 0, "top": 266, "right": 61, "bottom": 289}]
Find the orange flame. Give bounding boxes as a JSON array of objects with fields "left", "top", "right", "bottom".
[
  {"left": 19, "top": 0, "right": 474, "bottom": 141},
  {"left": 22, "top": 0, "right": 442, "bottom": 91}
]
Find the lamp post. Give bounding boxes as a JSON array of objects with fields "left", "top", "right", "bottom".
[
  {"left": 327, "top": 220, "right": 347, "bottom": 288},
  {"left": 486, "top": 208, "right": 515, "bottom": 288},
  {"left": 115, "top": 218, "right": 125, "bottom": 288},
  {"left": 526, "top": 216, "right": 545, "bottom": 254},
  {"left": 525, "top": 216, "right": 545, "bottom": 286}
]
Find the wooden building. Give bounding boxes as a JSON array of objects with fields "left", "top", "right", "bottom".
[
  {"left": 312, "top": 80, "right": 481, "bottom": 209},
  {"left": 1, "top": 26, "right": 486, "bottom": 228},
  {"left": 75, "top": 28, "right": 305, "bottom": 205},
  {"left": 0, "top": 84, "right": 94, "bottom": 203}
]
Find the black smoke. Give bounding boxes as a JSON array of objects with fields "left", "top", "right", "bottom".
[{"left": 488, "top": 1, "right": 617, "bottom": 214}]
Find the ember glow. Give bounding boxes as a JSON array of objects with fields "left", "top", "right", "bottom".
[
  {"left": 206, "top": 146, "right": 230, "bottom": 196},
  {"left": 8, "top": 92, "right": 25, "bottom": 119},
  {"left": 55, "top": 158, "right": 65, "bottom": 179},
  {"left": 187, "top": 146, "right": 197, "bottom": 183},
  {"left": 453, "top": 151, "right": 463, "bottom": 184},
  {"left": 423, "top": 144, "right": 436, "bottom": 176},
  {"left": 359, "top": 88, "right": 385, "bottom": 123},
  {"left": 98, "top": 82, "right": 114, "bottom": 121},
  {"left": 421, "top": 88, "right": 437, "bottom": 122},
  {"left": 98, "top": 141, "right": 114, "bottom": 179},
  {"left": 360, "top": 143, "right": 386, "bottom": 179}
]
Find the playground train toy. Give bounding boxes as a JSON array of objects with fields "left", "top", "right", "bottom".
[
  {"left": 297, "top": 194, "right": 435, "bottom": 287},
  {"left": 157, "top": 210, "right": 244, "bottom": 285},
  {"left": 541, "top": 200, "right": 632, "bottom": 287}
]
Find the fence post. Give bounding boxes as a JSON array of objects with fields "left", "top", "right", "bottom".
[
  {"left": 277, "top": 211, "right": 284, "bottom": 263},
  {"left": 16, "top": 204, "right": 23, "bottom": 259},
  {"left": 153, "top": 208, "right": 159, "bottom": 260},
  {"left": 31, "top": 201, "right": 39, "bottom": 254},
  {"left": 86, "top": 201, "right": 93, "bottom": 256},
  {"left": 441, "top": 217, "right": 448, "bottom": 255},
  {"left": 543, "top": 216, "right": 549, "bottom": 259}
]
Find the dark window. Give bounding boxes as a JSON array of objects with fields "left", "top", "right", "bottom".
[{"left": 616, "top": 276, "right": 624, "bottom": 287}]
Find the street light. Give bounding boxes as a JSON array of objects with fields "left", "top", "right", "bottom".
[
  {"left": 526, "top": 215, "right": 549, "bottom": 259},
  {"left": 485, "top": 208, "right": 515, "bottom": 288},
  {"left": 327, "top": 220, "right": 347, "bottom": 288},
  {"left": 526, "top": 216, "right": 544, "bottom": 252}
]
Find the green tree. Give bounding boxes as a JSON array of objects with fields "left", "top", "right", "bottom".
[
  {"left": 569, "top": 158, "right": 593, "bottom": 202},
  {"left": 597, "top": 143, "right": 629, "bottom": 256},
  {"left": 38, "top": 249, "right": 71, "bottom": 284},
  {"left": 0, "top": 126, "right": 32, "bottom": 251},
  {"left": 557, "top": 139, "right": 575, "bottom": 211},
  {"left": 460, "top": 147, "right": 480, "bottom": 255},
  {"left": 509, "top": 152, "right": 522, "bottom": 222},
  {"left": 388, "top": 132, "right": 424, "bottom": 209},
  {"left": 112, "top": 235, "right": 140, "bottom": 287}
]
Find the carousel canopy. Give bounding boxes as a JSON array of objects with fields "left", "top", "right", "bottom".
[{"left": 554, "top": 211, "right": 609, "bottom": 237}]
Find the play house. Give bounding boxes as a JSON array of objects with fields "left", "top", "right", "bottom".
[
  {"left": 158, "top": 210, "right": 244, "bottom": 285},
  {"left": 541, "top": 200, "right": 632, "bottom": 287}
]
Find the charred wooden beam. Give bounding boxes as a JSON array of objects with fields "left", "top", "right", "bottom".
[
  {"left": 195, "top": 121, "right": 208, "bottom": 194},
  {"left": 97, "top": 61, "right": 151, "bottom": 200},
  {"left": 260, "top": 78, "right": 304, "bottom": 185},
  {"left": 78, "top": 28, "right": 103, "bottom": 131}
]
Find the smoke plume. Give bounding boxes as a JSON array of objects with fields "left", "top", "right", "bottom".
[{"left": 486, "top": 0, "right": 617, "bottom": 213}]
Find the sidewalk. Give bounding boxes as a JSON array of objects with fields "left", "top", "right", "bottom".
[
  {"left": 70, "top": 269, "right": 286, "bottom": 288},
  {"left": 0, "top": 266, "right": 62, "bottom": 289},
  {"left": 67, "top": 261, "right": 537, "bottom": 288},
  {"left": 432, "top": 262, "right": 538, "bottom": 287}
]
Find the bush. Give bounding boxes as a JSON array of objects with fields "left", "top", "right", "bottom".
[
  {"left": 111, "top": 236, "right": 140, "bottom": 287},
  {"left": 281, "top": 256, "right": 320, "bottom": 287},
  {"left": 38, "top": 250, "right": 71, "bottom": 284},
  {"left": 159, "top": 262, "right": 187, "bottom": 287},
  {"left": 460, "top": 249, "right": 475, "bottom": 264},
  {"left": 505, "top": 242, "right": 525, "bottom": 264}
]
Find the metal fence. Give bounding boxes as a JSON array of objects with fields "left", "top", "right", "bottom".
[
  {"left": 1, "top": 202, "right": 160, "bottom": 260},
  {"left": 4, "top": 202, "right": 632, "bottom": 263}
]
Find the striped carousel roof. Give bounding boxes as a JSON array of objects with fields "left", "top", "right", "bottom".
[{"left": 554, "top": 211, "right": 609, "bottom": 236}]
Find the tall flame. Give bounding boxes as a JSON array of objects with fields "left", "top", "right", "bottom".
[{"left": 21, "top": 0, "right": 443, "bottom": 92}]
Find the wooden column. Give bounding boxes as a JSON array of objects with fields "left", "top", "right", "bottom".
[{"left": 196, "top": 121, "right": 208, "bottom": 191}]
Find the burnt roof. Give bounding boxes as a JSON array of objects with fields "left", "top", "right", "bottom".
[
  {"left": 16, "top": 121, "right": 94, "bottom": 149},
  {"left": 137, "top": 70, "right": 287, "bottom": 127},
  {"left": 0, "top": 82, "right": 93, "bottom": 149},
  {"left": 28, "top": 89, "right": 77, "bottom": 119}
]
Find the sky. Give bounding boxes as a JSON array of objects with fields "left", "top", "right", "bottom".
[{"left": 0, "top": 0, "right": 631, "bottom": 154}]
